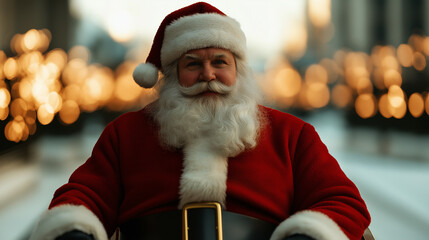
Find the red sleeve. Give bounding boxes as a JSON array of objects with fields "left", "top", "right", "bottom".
[
  {"left": 49, "top": 122, "right": 122, "bottom": 236},
  {"left": 291, "top": 123, "right": 370, "bottom": 240}
]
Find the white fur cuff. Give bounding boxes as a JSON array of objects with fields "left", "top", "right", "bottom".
[
  {"left": 29, "top": 204, "right": 108, "bottom": 240},
  {"left": 270, "top": 210, "right": 349, "bottom": 240}
]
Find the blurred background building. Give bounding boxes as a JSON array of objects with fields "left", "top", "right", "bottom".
[{"left": 0, "top": 0, "right": 428, "bottom": 239}]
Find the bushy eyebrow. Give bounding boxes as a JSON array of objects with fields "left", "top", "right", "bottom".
[
  {"left": 212, "top": 53, "right": 228, "bottom": 59},
  {"left": 182, "top": 54, "right": 201, "bottom": 61},
  {"left": 182, "top": 53, "right": 229, "bottom": 61}
]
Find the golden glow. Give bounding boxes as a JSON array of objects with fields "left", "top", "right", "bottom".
[
  {"left": 408, "top": 93, "right": 424, "bottom": 118},
  {"left": 19, "top": 79, "right": 33, "bottom": 101},
  {"left": 106, "top": 11, "right": 136, "bottom": 43},
  {"left": 344, "top": 52, "right": 370, "bottom": 91},
  {"left": 4, "top": 57, "right": 19, "bottom": 80},
  {"left": 0, "top": 107, "right": 8, "bottom": 120},
  {"left": 0, "top": 50, "right": 6, "bottom": 63},
  {"left": 31, "top": 80, "right": 50, "bottom": 105},
  {"left": 356, "top": 77, "right": 373, "bottom": 94},
  {"left": 408, "top": 34, "right": 424, "bottom": 52},
  {"left": 319, "top": 58, "right": 340, "bottom": 84},
  {"left": 397, "top": 44, "right": 413, "bottom": 67},
  {"left": 25, "top": 110, "right": 37, "bottom": 125},
  {"left": 372, "top": 68, "right": 385, "bottom": 90},
  {"left": 11, "top": 29, "right": 51, "bottom": 54},
  {"left": 0, "top": 88, "right": 11, "bottom": 108},
  {"left": 10, "top": 98, "right": 28, "bottom": 118},
  {"left": 386, "top": 86, "right": 406, "bottom": 119},
  {"left": 389, "top": 98, "right": 407, "bottom": 119},
  {"left": 20, "top": 51, "right": 44, "bottom": 75},
  {"left": 306, "top": 82, "right": 330, "bottom": 108},
  {"left": 45, "top": 49, "right": 68, "bottom": 73},
  {"left": 273, "top": 67, "right": 302, "bottom": 98},
  {"left": 37, "top": 103, "right": 55, "bottom": 125},
  {"left": 62, "top": 58, "right": 88, "bottom": 85},
  {"left": 355, "top": 94, "right": 376, "bottom": 119},
  {"left": 59, "top": 100, "right": 80, "bottom": 125},
  {"left": 3, "top": 26, "right": 429, "bottom": 143},
  {"left": 331, "top": 84, "right": 352, "bottom": 108},
  {"left": 23, "top": 29, "right": 40, "bottom": 51},
  {"left": 68, "top": 45, "right": 90, "bottom": 62},
  {"left": 1, "top": 28, "right": 158, "bottom": 142},
  {"left": 387, "top": 85, "right": 405, "bottom": 108},
  {"left": 114, "top": 75, "right": 143, "bottom": 102},
  {"left": 5, "top": 119, "right": 20, "bottom": 143},
  {"left": 412, "top": 52, "right": 426, "bottom": 71},
  {"left": 4, "top": 116, "right": 29, "bottom": 143},
  {"left": 47, "top": 91, "right": 62, "bottom": 113},
  {"left": 305, "top": 64, "right": 328, "bottom": 84},
  {"left": 378, "top": 94, "right": 392, "bottom": 118},
  {"left": 308, "top": 0, "right": 331, "bottom": 28},
  {"left": 283, "top": 23, "right": 307, "bottom": 60},
  {"left": 381, "top": 55, "right": 399, "bottom": 71},
  {"left": 62, "top": 84, "right": 81, "bottom": 102},
  {"left": 383, "top": 69, "right": 402, "bottom": 87},
  {"left": 424, "top": 37, "right": 429, "bottom": 56},
  {"left": 345, "top": 52, "right": 368, "bottom": 69}
]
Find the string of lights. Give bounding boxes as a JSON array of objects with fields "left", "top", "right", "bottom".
[
  {"left": 0, "top": 29, "right": 156, "bottom": 143},
  {"left": 1, "top": 29, "right": 429, "bottom": 143},
  {"left": 262, "top": 33, "right": 429, "bottom": 120}
]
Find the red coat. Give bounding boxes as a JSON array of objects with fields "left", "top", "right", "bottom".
[{"left": 32, "top": 105, "right": 370, "bottom": 240}]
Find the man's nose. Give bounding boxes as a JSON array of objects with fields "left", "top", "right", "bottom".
[{"left": 200, "top": 64, "right": 216, "bottom": 82}]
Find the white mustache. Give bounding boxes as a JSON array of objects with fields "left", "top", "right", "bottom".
[{"left": 179, "top": 81, "right": 234, "bottom": 96}]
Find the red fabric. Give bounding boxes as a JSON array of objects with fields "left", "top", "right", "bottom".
[
  {"left": 146, "top": 2, "right": 226, "bottom": 71},
  {"left": 49, "top": 105, "right": 370, "bottom": 240}
]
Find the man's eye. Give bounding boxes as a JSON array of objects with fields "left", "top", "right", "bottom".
[
  {"left": 213, "top": 59, "right": 227, "bottom": 65},
  {"left": 186, "top": 61, "right": 200, "bottom": 67}
]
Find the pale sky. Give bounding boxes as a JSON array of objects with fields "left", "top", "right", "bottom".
[{"left": 69, "top": 0, "right": 307, "bottom": 59}]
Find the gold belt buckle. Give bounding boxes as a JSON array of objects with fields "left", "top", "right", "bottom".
[{"left": 182, "top": 202, "right": 223, "bottom": 240}]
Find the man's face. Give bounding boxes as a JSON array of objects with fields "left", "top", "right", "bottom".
[{"left": 177, "top": 48, "right": 237, "bottom": 95}]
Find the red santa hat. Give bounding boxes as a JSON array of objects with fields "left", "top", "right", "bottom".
[{"left": 132, "top": 1, "right": 247, "bottom": 88}]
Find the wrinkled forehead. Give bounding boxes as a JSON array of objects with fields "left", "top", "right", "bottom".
[{"left": 180, "top": 48, "right": 236, "bottom": 61}]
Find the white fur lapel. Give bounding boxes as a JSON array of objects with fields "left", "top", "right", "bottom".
[{"left": 179, "top": 140, "right": 228, "bottom": 209}]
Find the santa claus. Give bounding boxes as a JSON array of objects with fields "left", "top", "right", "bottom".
[{"left": 29, "top": 2, "right": 370, "bottom": 240}]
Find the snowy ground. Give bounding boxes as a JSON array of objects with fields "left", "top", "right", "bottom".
[{"left": 0, "top": 110, "right": 428, "bottom": 240}]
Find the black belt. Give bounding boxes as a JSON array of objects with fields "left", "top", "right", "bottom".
[{"left": 120, "top": 202, "right": 277, "bottom": 240}]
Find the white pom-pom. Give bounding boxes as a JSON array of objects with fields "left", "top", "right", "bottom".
[{"left": 132, "top": 63, "right": 159, "bottom": 88}]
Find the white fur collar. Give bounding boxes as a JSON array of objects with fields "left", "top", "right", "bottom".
[{"left": 179, "top": 140, "right": 228, "bottom": 209}]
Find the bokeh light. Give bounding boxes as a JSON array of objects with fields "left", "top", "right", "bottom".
[
  {"left": 273, "top": 67, "right": 302, "bottom": 98},
  {"left": 0, "top": 28, "right": 158, "bottom": 143},
  {"left": 408, "top": 93, "right": 424, "bottom": 118},
  {"left": 397, "top": 44, "right": 413, "bottom": 67},
  {"left": 0, "top": 88, "right": 11, "bottom": 108},
  {"left": 355, "top": 94, "right": 377, "bottom": 119},
  {"left": 59, "top": 100, "right": 80, "bottom": 125},
  {"left": 2, "top": 26, "right": 429, "bottom": 143},
  {"left": 308, "top": 0, "right": 331, "bottom": 28}
]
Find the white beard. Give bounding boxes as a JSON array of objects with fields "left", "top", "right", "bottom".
[
  {"left": 152, "top": 60, "right": 263, "bottom": 157},
  {"left": 151, "top": 60, "right": 264, "bottom": 207}
]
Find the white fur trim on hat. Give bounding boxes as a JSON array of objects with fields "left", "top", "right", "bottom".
[
  {"left": 161, "top": 13, "right": 247, "bottom": 68},
  {"left": 270, "top": 210, "right": 349, "bottom": 240},
  {"left": 179, "top": 140, "right": 228, "bottom": 209},
  {"left": 132, "top": 62, "right": 159, "bottom": 88},
  {"left": 29, "top": 204, "right": 108, "bottom": 240}
]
